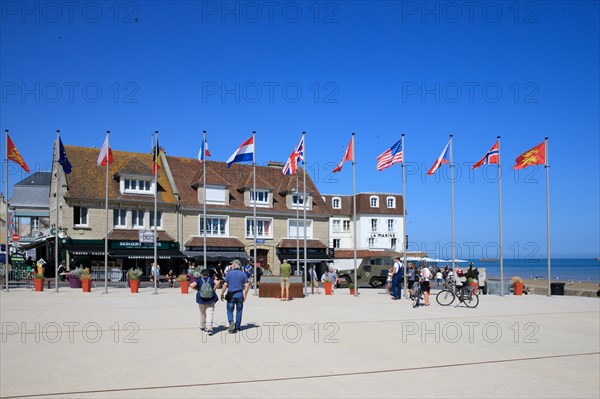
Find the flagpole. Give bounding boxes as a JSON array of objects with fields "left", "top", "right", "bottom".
[
  {"left": 103, "top": 131, "right": 110, "bottom": 294},
  {"left": 153, "top": 131, "right": 158, "bottom": 295},
  {"left": 302, "top": 131, "right": 307, "bottom": 296},
  {"left": 252, "top": 131, "right": 257, "bottom": 296},
  {"left": 4, "top": 130, "right": 9, "bottom": 292},
  {"left": 450, "top": 135, "right": 456, "bottom": 277},
  {"left": 352, "top": 133, "right": 358, "bottom": 296},
  {"left": 203, "top": 131, "right": 207, "bottom": 272},
  {"left": 55, "top": 130, "right": 60, "bottom": 293},
  {"left": 498, "top": 136, "right": 504, "bottom": 296},
  {"left": 402, "top": 134, "right": 408, "bottom": 298},
  {"left": 295, "top": 173, "right": 299, "bottom": 280},
  {"left": 545, "top": 137, "right": 551, "bottom": 297}
]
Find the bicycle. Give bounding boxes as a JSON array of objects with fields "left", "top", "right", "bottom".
[
  {"left": 436, "top": 278, "right": 479, "bottom": 308},
  {"left": 412, "top": 277, "right": 422, "bottom": 308}
]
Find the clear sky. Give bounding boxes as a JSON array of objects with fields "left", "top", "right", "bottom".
[{"left": 1, "top": 1, "right": 598, "bottom": 259}]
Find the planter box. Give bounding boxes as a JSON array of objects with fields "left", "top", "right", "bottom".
[{"left": 68, "top": 276, "right": 82, "bottom": 289}]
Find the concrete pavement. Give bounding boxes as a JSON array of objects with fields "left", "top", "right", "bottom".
[{"left": 1, "top": 286, "right": 599, "bottom": 398}]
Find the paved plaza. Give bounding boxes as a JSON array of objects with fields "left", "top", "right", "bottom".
[{"left": 1, "top": 287, "right": 599, "bottom": 398}]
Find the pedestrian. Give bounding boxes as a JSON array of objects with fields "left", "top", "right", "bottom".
[
  {"left": 435, "top": 271, "right": 443, "bottom": 286},
  {"left": 279, "top": 259, "right": 292, "bottom": 301},
  {"left": 421, "top": 263, "right": 432, "bottom": 306},
  {"left": 220, "top": 259, "right": 250, "bottom": 334},
  {"left": 407, "top": 263, "right": 417, "bottom": 299},
  {"left": 391, "top": 257, "right": 403, "bottom": 300},
  {"left": 166, "top": 269, "right": 175, "bottom": 287},
  {"left": 190, "top": 269, "right": 220, "bottom": 336},
  {"left": 150, "top": 262, "right": 160, "bottom": 284},
  {"left": 310, "top": 265, "right": 320, "bottom": 294},
  {"left": 386, "top": 267, "right": 393, "bottom": 294}
]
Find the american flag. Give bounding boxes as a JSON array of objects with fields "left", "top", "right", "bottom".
[
  {"left": 282, "top": 135, "right": 305, "bottom": 175},
  {"left": 376, "top": 138, "right": 403, "bottom": 171}
]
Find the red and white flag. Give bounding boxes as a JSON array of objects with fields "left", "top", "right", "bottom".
[
  {"left": 332, "top": 136, "right": 354, "bottom": 173},
  {"left": 97, "top": 135, "right": 113, "bottom": 166},
  {"left": 427, "top": 140, "right": 450, "bottom": 175},
  {"left": 473, "top": 141, "right": 499, "bottom": 170}
]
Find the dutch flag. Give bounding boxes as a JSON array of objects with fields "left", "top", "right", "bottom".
[{"left": 227, "top": 136, "right": 255, "bottom": 168}]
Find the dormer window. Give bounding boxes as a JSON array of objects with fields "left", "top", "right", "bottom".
[
  {"left": 370, "top": 196, "right": 379, "bottom": 208},
  {"left": 292, "top": 194, "right": 304, "bottom": 207},
  {"left": 122, "top": 178, "right": 153, "bottom": 195},
  {"left": 332, "top": 197, "right": 341, "bottom": 209},
  {"left": 387, "top": 197, "right": 396, "bottom": 208},
  {"left": 250, "top": 190, "right": 269, "bottom": 205}
]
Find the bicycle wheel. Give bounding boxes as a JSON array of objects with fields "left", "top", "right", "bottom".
[
  {"left": 413, "top": 289, "right": 420, "bottom": 308},
  {"left": 436, "top": 290, "right": 455, "bottom": 306},
  {"left": 463, "top": 292, "right": 479, "bottom": 308}
]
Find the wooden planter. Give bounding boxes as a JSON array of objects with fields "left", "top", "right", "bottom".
[
  {"left": 180, "top": 280, "right": 189, "bottom": 294},
  {"left": 323, "top": 282, "right": 333, "bottom": 295},
  {"left": 130, "top": 279, "right": 140, "bottom": 293},
  {"left": 34, "top": 278, "right": 44, "bottom": 292},
  {"left": 81, "top": 279, "right": 92, "bottom": 292}
]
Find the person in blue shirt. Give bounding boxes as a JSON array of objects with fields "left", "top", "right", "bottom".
[
  {"left": 220, "top": 259, "right": 250, "bottom": 334},
  {"left": 190, "top": 269, "right": 220, "bottom": 336}
]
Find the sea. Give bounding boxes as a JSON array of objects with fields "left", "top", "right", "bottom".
[{"left": 469, "top": 258, "right": 600, "bottom": 282}]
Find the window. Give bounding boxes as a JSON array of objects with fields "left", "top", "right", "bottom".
[
  {"left": 149, "top": 211, "right": 163, "bottom": 229},
  {"left": 368, "top": 238, "right": 375, "bottom": 248},
  {"left": 31, "top": 217, "right": 39, "bottom": 230},
  {"left": 387, "top": 197, "right": 396, "bottom": 208},
  {"left": 391, "top": 238, "right": 397, "bottom": 250},
  {"left": 74, "top": 207, "right": 88, "bottom": 226},
  {"left": 292, "top": 194, "right": 304, "bottom": 207},
  {"left": 370, "top": 196, "right": 379, "bottom": 208},
  {"left": 250, "top": 190, "right": 269, "bottom": 205},
  {"left": 246, "top": 218, "right": 273, "bottom": 239},
  {"left": 388, "top": 219, "right": 394, "bottom": 232},
  {"left": 113, "top": 209, "right": 127, "bottom": 228},
  {"left": 371, "top": 218, "right": 378, "bottom": 232},
  {"left": 132, "top": 210, "right": 145, "bottom": 228},
  {"left": 205, "top": 185, "right": 226, "bottom": 205},
  {"left": 199, "top": 216, "right": 228, "bottom": 236},
  {"left": 288, "top": 219, "right": 313, "bottom": 239},
  {"left": 332, "top": 197, "right": 341, "bottom": 209},
  {"left": 332, "top": 219, "right": 341, "bottom": 232},
  {"left": 122, "top": 178, "right": 153, "bottom": 195},
  {"left": 333, "top": 239, "right": 341, "bottom": 249},
  {"left": 343, "top": 220, "right": 351, "bottom": 231}
]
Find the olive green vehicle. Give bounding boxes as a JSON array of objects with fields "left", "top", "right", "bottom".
[{"left": 336, "top": 257, "right": 395, "bottom": 288}]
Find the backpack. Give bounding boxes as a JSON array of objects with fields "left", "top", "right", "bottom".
[{"left": 199, "top": 278, "right": 214, "bottom": 299}]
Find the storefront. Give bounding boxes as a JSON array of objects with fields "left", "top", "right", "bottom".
[
  {"left": 183, "top": 237, "right": 248, "bottom": 267},
  {"left": 276, "top": 239, "right": 333, "bottom": 276}
]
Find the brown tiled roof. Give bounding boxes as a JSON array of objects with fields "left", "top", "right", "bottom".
[
  {"left": 334, "top": 250, "right": 425, "bottom": 259},
  {"left": 277, "top": 239, "right": 327, "bottom": 249},
  {"left": 184, "top": 237, "right": 245, "bottom": 248},
  {"left": 322, "top": 193, "right": 405, "bottom": 215},
  {"left": 108, "top": 230, "right": 175, "bottom": 241},
  {"left": 63, "top": 146, "right": 175, "bottom": 204}
]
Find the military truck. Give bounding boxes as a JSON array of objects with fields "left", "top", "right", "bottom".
[{"left": 337, "top": 256, "right": 395, "bottom": 288}]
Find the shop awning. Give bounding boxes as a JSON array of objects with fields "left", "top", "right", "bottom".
[
  {"left": 183, "top": 250, "right": 249, "bottom": 262},
  {"left": 18, "top": 236, "right": 55, "bottom": 251},
  {"left": 110, "top": 249, "right": 187, "bottom": 259},
  {"left": 65, "top": 244, "right": 106, "bottom": 256}
]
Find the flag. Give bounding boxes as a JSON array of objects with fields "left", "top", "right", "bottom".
[
  {"left": 472, "top": 141, "right": 499, "bottom": 170},
  {"left": 7, "top": 211, "right": 14, "bottom": 236},
  {"left": 7, "top": 134, "right": 30, "bottom": 173},
  {"left": 58, "top": 137, "right": 72, "bottom": 174},
  {"left": 332, "top": 136, "right": 354, "bottom": 173},
  {"left": 152, "top": 142, "right": 161, "bottom": 175},
  {"left": 282, "top": 135, "right": 305, "bottom": 175},
  {"left": 427, "top": 140, "right": 451, "bottom": 175},
  {"left": 96, "top": 135, "right": 113, "bottom": 166},
  {"left": 227, "top": 136, "right": 255, "bottom": 168},
  {"left": 514, "top": 141, "right": 546, "bottom": 170},
  {"left": 198, "top": 139, "right": 211, "bottom": 163},
  {"left": 376, "top": 138, "right": 403, "bottom": 172}
]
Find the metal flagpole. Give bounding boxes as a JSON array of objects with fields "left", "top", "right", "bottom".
[
  {"left": 203, "top": 131, "right": 207, "bottom": 271},
  {"left": 296, "top": 173, "right": 299, "bottom": 279},
  {"left": 4, "top": 130, "right": 9, "bottom": 292},
  {"left": 498, "top": 136, "right": 504, "bottom": 296},
  {"left": 55, "top": 130, "right": 60, "bottom": 293},
  {"left": 104, "top": 131, "right": 110, "bottom": 294},
  {"left": 402, "top": 134, "right": 408, "bottom": 298},
  {"left": 252, "top": 131, "right": 257, "bottom": 296},
  {"left": 153, "top": 131, "right": 158, "bottom": 295},
  {"left": 545, "top": 137, "right": 551, "bottom": 297},
  {"left": 352, "top": 133, "right": 358, "bottom": 296},
  {"left": 302, "top": 131, "right": 307, "bottom": 296},
  {"left": 450, "top": 135, "right": 456, "bottom": 276}
]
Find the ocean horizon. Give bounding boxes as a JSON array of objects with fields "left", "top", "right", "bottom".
[{"left": 463, "top": 258, "right": 600, "bottom": 282}]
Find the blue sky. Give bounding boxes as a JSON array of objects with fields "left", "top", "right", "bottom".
[{"left": 1, "top": 1, "right": 598, "bottom": 258}]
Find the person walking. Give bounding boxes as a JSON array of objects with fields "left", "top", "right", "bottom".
[
  {"left": 310, "top": 265, "right": 320, "bottom": 294},
  {"left": 391, "top": 257, "right": 403, "bottom": 300},
  {"left": 190, "top": 269, "right": 220, "bottom": 336},
  {"left": 220, "top": 260, "right": 250, "bottom": 334},
  {"left": 407, "top": 263, "right": 417, "bottom": 299},
  {"left": 421, "top": 263, "right": 432, "bottom": 306},
  {"left": 279, "top": 259, "right": 292, "bottom": 301}
]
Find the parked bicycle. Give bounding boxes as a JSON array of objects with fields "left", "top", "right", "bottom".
[
  {"left": 412, "top": 276, "right": 423, "bottom": 308},
  {"left": 436, "top": 278, "right": 479, "bottom": 308}
]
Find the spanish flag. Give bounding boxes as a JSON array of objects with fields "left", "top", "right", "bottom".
[
  {"left": 514, "top": 141, "right": 546, "bottom": 170},
  {"left": 7, "top": 134, "right": 30, "bottom": 173},
  {"left": 152, "top": 142, "right": 161, "bottom": 175}
]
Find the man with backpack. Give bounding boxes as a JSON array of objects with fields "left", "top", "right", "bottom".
[
  {"left": 190, "top": 269, "right": 220, "bottom": 336},
  {"left": 220, "top": 259, "right": 250, "bottom": 334}
]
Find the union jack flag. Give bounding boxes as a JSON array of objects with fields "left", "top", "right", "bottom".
[{"left": 282, "top": 135, "right": 305, "bottom": 175}]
